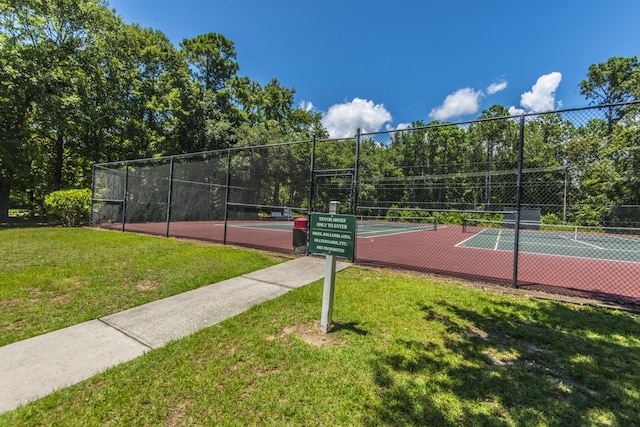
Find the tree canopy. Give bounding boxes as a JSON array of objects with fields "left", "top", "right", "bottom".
[
  {"left": 0, "top": 0, "right": 320, "bottom": 218},
  {"left": 1, "top": 0, "right": 638, "bottom": 221}
]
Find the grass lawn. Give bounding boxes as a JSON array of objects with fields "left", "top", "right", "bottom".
[
  {"left": 0, "top": 227, "right": 284, "bottom": 346},
  {"left": 1, "top": 240, "right": 639, "bottom": 426}
]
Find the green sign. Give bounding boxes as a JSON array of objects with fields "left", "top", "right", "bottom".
[{"left": 309, "top": 213, "right": 356, "bottom": 259}]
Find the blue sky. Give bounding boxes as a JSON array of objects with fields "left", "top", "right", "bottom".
[{"left": 107, "top": 0, "right": 640, "bottom": 137}]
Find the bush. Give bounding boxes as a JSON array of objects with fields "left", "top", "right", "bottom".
[
  {"left": 385, "top": 205, "right": 434, "bottom": 223},
  {"left": 44, "top": 189, "right": 92, "bottom": 226},
  {"left": 540, "top": 213, "right": 563, "bottom": 225}
]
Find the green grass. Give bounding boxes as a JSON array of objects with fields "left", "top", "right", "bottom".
[
  {"left": 2, "top": 263, "right": 639, "bottom": 425},
  {"left": 0, "top": 227, "right": 284, "bottom": 346}
]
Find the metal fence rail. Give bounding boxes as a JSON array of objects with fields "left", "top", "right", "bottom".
[{"left": 92, "top": 102, "right": 640, "bottom": 306}]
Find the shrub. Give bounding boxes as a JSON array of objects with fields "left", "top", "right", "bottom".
[
  {"left": 385, "top": 205, "right": 434, "bottom": 223},
  {"left": 44, "top": 189, "right": 92, "bottom": 226},
  {"left": 540, "top": 213, "right": 562, "bottom": 225}
]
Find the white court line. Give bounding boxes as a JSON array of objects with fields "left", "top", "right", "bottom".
[
  {"left": 456, "top": 227, "right": 640, "bottom": 263},
  {"left": 228, "top": 223, "right": 292, "bottom": 232},
  {"left": 357, "top": 226, "right": 438, "bottom": 239},
  {"left": 523, "top": 238, "right": 640, "bottom": 256},
  {"left": 456, "top": 228, "right": 490, "bottom": 246},
  {"left": 557, "top": 235, "right": 605, "bottom": 250},
  {"left": 485, "top": 232, "right": 640, "bottom": 257},
  {"left": 495, "top": 230, "right": 502, "bottom": 250}
]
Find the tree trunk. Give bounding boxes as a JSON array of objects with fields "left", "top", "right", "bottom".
[
  {"left": 54, "top": 131, "right": 64, "bottom": 190},
  {"left": 0, "top": 179, "right": 10, "bottom": 220},
  {"left": 273, "top": 181, "right": 280, "bottom": 207}
]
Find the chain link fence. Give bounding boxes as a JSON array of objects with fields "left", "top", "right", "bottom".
[{"left": 92, "top": 102, "right": 640, "bottom": 306}]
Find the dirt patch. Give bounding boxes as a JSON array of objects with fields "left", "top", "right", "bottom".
[
  {"left": 481, "top": 349, "right": 519, "bottom": 367},
  {"left": 467, "top": 324, "right": 490, "bottom": 340},
  {"left": 0, "top": 298, "right": 15, "bottom": 308},
  {"left": 166, "top": 401, "right": 190, "bottom": 426},
  {"left": 136, "top": 280, "right": 161, "bottom": 291},
  {"left": 269, "top": 322, "right": 345, "bottom": 348},
  {"left": 51, "top": 294, "right": 73, "bottom": 304}
]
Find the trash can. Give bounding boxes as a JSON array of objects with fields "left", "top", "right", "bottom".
[{"left": 293, "top": 217, "right": 309, "bottom": 254}]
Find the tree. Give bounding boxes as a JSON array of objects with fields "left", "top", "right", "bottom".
[
  {"left": 180, "top": 33, "right": 238, "bottom": 93},
  {"left": 0, "top": 27, "right": 37, "bottom": 218},
  {"left": 468, "top": 105, "right": 519, "bottom": 209},
  {"left": 230, "top": 76, "right": 322, "bottom": 139},
  {"left": 121, "top": 25, "right": 192, "bottom": 158},
  {"left": 179, "top": 33, "right": 242, "bottom": 150},
  {"left": 0, "top": 0, "right": 125, "bottom": 216},
  {"left": 521, "top": 113, "right": 574, "bottom": 219},
  {"left": 579, "top": 56, "right": 639, "bottom": 133}
]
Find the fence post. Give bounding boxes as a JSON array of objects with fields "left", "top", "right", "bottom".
[
  {"left": 308, "top": 135, "right": 316, "bottom": 215},
  {"left": 512, "top": 115, "right": 525, "bottom": 288},
  {"left": 563, "top": 163, "right": 570, "bottom": 223},
  {"left": 90, "top": 164, "right": 96, "bottom": 226},
  {"left": 307, "top": 135, "right": 317, "bottom": 255},
  {"left": 165, "top": 156, "right": 174, "bottom": 238},
  {"left": 223, "top": 149, "right": 231, "bottom": 245},
  {"left": 352, "top": 128, "right": 361, "bottom": 262},
  {"left": 352, "top": 128, "right": 361, "bottom": 215},
  {"left": 122, "top": 161, "right": 129, "bottom": 232}
]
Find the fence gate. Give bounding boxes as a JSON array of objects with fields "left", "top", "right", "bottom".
[{"left": 311, "top": 169, "right": 355, "bottom": 214}]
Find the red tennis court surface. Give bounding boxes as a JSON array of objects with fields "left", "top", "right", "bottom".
[
  {"left": 99, "top": 221, "right": 640, "bottom": 305},
  {"left": 355, "top": 225, "right": 640, "bottom": 305},
  {"left": 101, "top": 221, "right": 294, "bottom": 253}
]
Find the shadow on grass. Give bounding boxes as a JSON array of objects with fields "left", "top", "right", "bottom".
[
  {"left": 331, "top": 321, "right": 369, "bottom": 336},
  {"left": 0, "top": 216, "right": 54, "bottom": 229},
  {"left": 364, "top": 297, "right": 640, "bottom": 426}
]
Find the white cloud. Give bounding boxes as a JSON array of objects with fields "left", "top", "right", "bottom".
[
  {"left": 519, "top": 72, "right": 562, "bottom": 113},
  {"left": 487, "top": 80, "right": 508, "bottom": 95},
  {"left": 321, "top": 98, "right": 392, "bottom": 138},
  {"left": 508, "top": 106, "right": 526, "bottom": 116},
  {"left": 394, "top": 123, "right": 412, "bottom": 131},
  {"left": 299, "top": 100, "right": 314, "bottom": 112},
  {"left": 429, "top": 88, "right": 482, "bottom": 120}
]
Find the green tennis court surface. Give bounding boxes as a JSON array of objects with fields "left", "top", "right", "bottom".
[
  {"left": 230, "top": 222, "right": 294, "bottom": 232},
  {"left": 355, "top": 220, "right": 437, "bottom": 237},
  {"left": 458, "top": 227, "right": 640, "bottom": 263},
  {"left": 231, "top": 219, "right": 438, "bottom": 238}
]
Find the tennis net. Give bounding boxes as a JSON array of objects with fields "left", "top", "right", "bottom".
[{"left": 357, "top": 215, "right": 438, "bottom": 233}]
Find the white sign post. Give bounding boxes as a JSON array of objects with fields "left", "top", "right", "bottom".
[{"left": 320, "top": 201, "right": 339, "bottom": 333}]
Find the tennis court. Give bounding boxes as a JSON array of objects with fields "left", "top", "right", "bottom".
[
  {"left": 458, "top": 223, "right": 640, "bottom": 264},
  {"left": 355, "top": 218, "right": 438, "bottom": 238},
  {"left": 101, "top": 216, "right": 640, "bottom": 305},
  {"left": 352, "top": 219, "right": 640, "bottom": 305},
  {"left": 229, "top": 217, "right": 438, "bottom": 238}
]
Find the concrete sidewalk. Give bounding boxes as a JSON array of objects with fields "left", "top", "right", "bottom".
[{"left": 0, "top": 256, "right": 349, "bottom": 414}]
